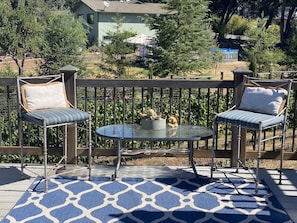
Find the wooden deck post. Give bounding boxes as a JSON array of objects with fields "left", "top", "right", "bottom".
[
  {"left": 232, "top": 67, "right": 253, "bottom": 166},
  {"left": 59, "top": 65, "right": 80, "bottom": 164}
]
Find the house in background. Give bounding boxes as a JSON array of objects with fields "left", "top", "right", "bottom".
[{"left": 73, "top": 0, "right": 167, "bottom": 46}]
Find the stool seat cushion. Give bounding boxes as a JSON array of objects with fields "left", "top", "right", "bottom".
[
  {"left": 22, "top": 108, "right": 90, "bottom": 126},
  {"left": 215, "top": 109, "right": 284, "bottom": 130}
]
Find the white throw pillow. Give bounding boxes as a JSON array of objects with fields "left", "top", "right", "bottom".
[
  {"left": 21, "top": 82, "right": 69, "bottom": 111},
  {"left": 239, "top": 86, "right": 287, "bottom": 115}
]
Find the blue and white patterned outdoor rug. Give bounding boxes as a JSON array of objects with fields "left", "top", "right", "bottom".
[{"left": 2, "top": 176, "right": 292, "bottom": 223}]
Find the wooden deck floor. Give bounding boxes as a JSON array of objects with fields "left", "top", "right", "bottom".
[{"left": 0, "top": 163, "right": 297, "bottom": 222}]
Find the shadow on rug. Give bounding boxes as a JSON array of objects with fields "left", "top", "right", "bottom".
[{"left": 2, "top": 176, "right": 292, "bottom": 223}]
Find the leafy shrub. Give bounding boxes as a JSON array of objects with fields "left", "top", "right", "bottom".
[{"left": 226, "top": 15, "right": 249, "bottom": 35}]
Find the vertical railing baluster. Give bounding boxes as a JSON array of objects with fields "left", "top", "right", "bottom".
[
  {"left": 150, "top": 87, "right": 153, "bottom": 109},
  {"left": 131, "top": 87, "right": 135, "bottom": 124},
  {"left": 169, "top": 88, "right": 173, "bottom": 114},
  {"left": 122, "top": 87, "right": 126, "bottom": 123},
  {"left": 131, "top": 87, "right": 136, "bottom": 150},
  {"left": 7, "top": 86, "right": 12, "bottom": 146},
  {"left": 141, "top": 88, "right": 145, "bottom": 112},
  {"left": 187, "top": 88, "right": 191, "bottom": 124},
  {"left": 224, "top": 89, "right": 230, "bottom": 151},
  {"left": 160, "top": 88, "right": 163, "bottom": 113},
  {"left": 94, "top": 87, "right": 98, "bottom": 145},
  {"left": 291, "top": 90, "right": 297, "bottom": 151},
  {"left": 102, "top": 87, "right": 107, "bottom": 149},
  {"left": 175, "top": 88, "right": 183, "bottom": 149},
  {"left": 113, "top": 87, "right": 117, "bottom": 124},
  {"left": 103, "top": 88, "right": 107, "bottom": 125},
  {"left": 206, "top": 88, "right": 211, "bottom": 127},
  {"left": 197, "top": 88, "right": 201, "bottom": 125}
]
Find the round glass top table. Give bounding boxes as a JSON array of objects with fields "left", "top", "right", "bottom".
[{"left": 96, "top": 124, "right": 213, "bottom": 180}]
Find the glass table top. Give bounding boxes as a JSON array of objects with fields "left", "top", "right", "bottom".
[{"left": 96, "top": 124, "right": 213, "bottom": 141}]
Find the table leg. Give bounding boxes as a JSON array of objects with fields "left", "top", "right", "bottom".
[
  {"left": 188, "top": 141, "right": 199, "bottom": 179},
  {"left": 112, "top": 139, "right": 121, "bottom": 180}
]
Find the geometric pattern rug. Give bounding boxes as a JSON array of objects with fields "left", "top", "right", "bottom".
[{"left": 2, "top": 176, "right": 292, "bottom": 223}]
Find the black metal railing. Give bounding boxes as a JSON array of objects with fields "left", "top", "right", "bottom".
[
  {"left": 0, "top": 70, "right": 297, "bottom": 163},
  {"left": 76, "top": 79, "right": 233, "bottom": 152}
]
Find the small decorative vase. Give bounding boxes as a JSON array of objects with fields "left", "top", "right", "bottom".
[{"left": 141, "top": 119, "right": 166, "bottom": 130}]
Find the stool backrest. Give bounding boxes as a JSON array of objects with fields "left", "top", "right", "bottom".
[
  {"left": 17, "top": 74, "right": 70, "bottom": 112},
  {"left": 238, "top": 76, "right": 292, "bottom": 116}
]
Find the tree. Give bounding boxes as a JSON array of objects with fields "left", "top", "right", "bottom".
[
  {"left": 209, "top": 1, "right": 252, "bottom": 41},
  {"left": 97, "top": 0, "right": 164, "bottom": 2},
  {"left": 243, "top": 19, "right": 286, "bottom": 73},
  {"left": 279, "top": 0, "right": 296, "bottom": 48},
  {"left": 0, "top": 0, "right": 87, "bottom": 76},
  {"left": 230, "top": 0, "right": 296, "bottom": 48},
  {"left": 0, "top": 0, "right": 46, "bottom": 75},
  {"left": 210, "top": 0, "right": 236, "bottom": 39},
  {"left": 147, "top": 0, "right": 216, "bottom": 77},
  {"left": 225, "top": 15, "right": 249, "bottom": 35},
  {"left": 102, "top": 16, "right": 135, "bottom": 77},
  {"left": 38, "top": 11, "right": 88, "bottom": 75},
  {"left": 45, "top": 0, "right": 66, "bottom": 10},
  {"left": 284, "top": 23, "right": 297, "bottom": 70}
]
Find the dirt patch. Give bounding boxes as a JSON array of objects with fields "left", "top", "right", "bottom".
[
  {"left": 0, "top": 54, "right": 248, "bottom": 78},
  {"left": 0, "top": 57, "right": 40, "bottom": 74},
  {"left": 203, "top": 61, "right": 249, "bottom": 79}
]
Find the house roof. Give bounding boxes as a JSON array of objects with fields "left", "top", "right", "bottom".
[{"left": 79, "top": 0, "right": 167, "bottom": 15}]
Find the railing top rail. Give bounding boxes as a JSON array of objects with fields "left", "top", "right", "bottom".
[
  {"left": 1, "top": 77, "right": 297, "bottom": 90},
  {"left": 77, "top": 79, "right": 234, "bottom": 88},
  {"left": 0, "top": 77, "right": 16, "bottom": 86}
]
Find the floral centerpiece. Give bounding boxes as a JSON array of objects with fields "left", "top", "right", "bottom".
[{"left": 139, "top": 109, "right": 166, "bottom": 130}]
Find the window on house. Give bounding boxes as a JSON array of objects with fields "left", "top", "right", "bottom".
[
  {"left": 87, "top": 13, "right": 94, "bottom": 24},
  {"left": 103, "top": 36, "right": 111, "bottom": 41}
]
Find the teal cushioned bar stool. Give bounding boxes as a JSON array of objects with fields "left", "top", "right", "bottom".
[
  {"left": 17, "top": 74, "right": 92, "bottom": 192},
  {"left": 211, "top": 76, "right": 292, "bottom": 194}
]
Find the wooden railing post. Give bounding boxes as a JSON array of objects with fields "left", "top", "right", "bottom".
[
  {"left": 59, "top": 65, "right": 80, "bottom": 164},
  {"left": 232, "top": 67, "right": 253, "bottom": 166}
]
